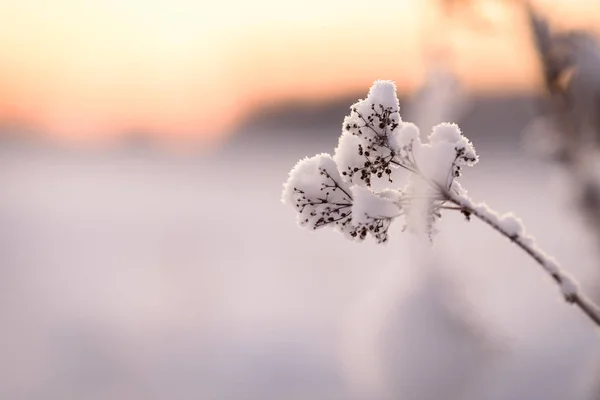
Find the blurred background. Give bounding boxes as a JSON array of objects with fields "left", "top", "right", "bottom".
[{"left": 1, "top": 0, "right": 600, "bottom": 399}]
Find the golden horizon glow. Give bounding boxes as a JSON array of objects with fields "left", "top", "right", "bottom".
[{"left": 0, "top": 0, "right": 598, "bottom": 143}]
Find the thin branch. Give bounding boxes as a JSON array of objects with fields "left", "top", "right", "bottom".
[
  {"left": 396, "top": 138, "right": 600, "bottom": 327},
  {"left": 444, "top": 189, "right": 600, "bottom": 328},
  {"left": 320, "top": 168, "right": 353, "bottom": 201},
  {"left": 389, "top": 159, "right": 418, "bottom": 174},
  {"left": 437, "top": 205, "right": 463, "bottom": 210}
]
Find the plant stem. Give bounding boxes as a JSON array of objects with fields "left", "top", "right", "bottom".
[{"left": 445, "top": 190, "right": 600, "bottom": 328}]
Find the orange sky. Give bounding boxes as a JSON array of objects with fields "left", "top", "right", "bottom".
[{"left": 0, "top": 0, "right": 598, "bottom": 144}]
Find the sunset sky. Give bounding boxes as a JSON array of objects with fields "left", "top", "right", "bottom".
[{"left": 0, "top": 0, "right": 598, "bottom": 144}]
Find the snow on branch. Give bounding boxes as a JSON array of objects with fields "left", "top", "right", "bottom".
[{"left": 282, "top": 80, "right": 600, "bottom": 329}]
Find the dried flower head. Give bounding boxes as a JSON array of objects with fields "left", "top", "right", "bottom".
[{"left": 283, "top": 80, "right": 478, "bottom": 242}]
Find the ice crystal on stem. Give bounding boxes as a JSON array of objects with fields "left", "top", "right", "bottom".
[{"left": 282, "top": 80, "right": 600, "bottom": 328}]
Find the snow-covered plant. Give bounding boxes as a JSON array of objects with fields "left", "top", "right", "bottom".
[{"left": 282, "top": 80, "right": 600, "bottom": 329}]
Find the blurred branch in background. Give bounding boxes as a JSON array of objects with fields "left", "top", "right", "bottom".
[
  {"left": 342, "top": 259, "right": 499, "bottom": 400},
  {"left": 524, "top": 4, "right": 600, "bottom": 398},
  {"left": 525, "top": 3, "right": 600, "bottom": 282}
]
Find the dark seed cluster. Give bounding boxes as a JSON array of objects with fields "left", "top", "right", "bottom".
[
  {"left": 293, "top": 186, "right": 352, "bottom": 229},
  {"left": 291, "top": 166, "right": 359, "bottom": 237},
  {"left": 341, "top": 143, "right": 395, "bottom": 186},
  {"left": 461, "top": 209, "right": 472, "bottom": 221},
  {"left": 345, "top": 103, "right": 399, "bottom": 142},
  {"left": 342, "top": 102, "right": 403, "bottom": 186},
  {"left": 291, "top": 165, "right": 395, "bottom": 242},
  {"left": 449, "top": 146, "right": 478, "bottom": 184},
  {"left": 352, "top": 214, "right": 392, "bottom": 243},
  {"left": 455, "top": 146, "right": 477, "bottom": 166}
]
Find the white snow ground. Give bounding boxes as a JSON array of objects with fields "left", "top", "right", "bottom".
[{"left": 0, "top": 137, "right": 598, "bottom": 399}]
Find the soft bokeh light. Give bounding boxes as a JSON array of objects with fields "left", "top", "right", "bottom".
[{"left": 0, "top": 0, "right": 598, "bottom": 143}]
